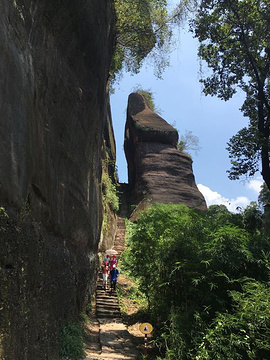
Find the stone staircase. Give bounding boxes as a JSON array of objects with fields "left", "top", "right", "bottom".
[
  {"left": 85, "top": 184, "right": 140, "bottom": 360},
  {"left": 113, "top": 216, "right": 126, "bottom": 257},
  {"left": 95, "top": 273, "right": 121, "bottom": 320},
  {"left": 113, "top": 183, "right": 129, "bottom": 258}
]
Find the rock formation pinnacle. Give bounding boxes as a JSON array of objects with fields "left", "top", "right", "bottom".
[{"left": 124, "top": 92, "right": 207, "bottom": 215}]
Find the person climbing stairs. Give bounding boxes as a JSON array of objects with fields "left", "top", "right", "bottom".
[{"left": 84, "top": 184, "right": 140, "bottom": 360}]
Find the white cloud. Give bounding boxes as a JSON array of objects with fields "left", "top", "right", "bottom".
[
  {"left": 246, "top": 178, "right": 263, "bottom": 194},
  {"left": 198, "top": 184, "right": 250, "bottom": 212}
]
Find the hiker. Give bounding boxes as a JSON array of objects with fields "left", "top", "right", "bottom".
[
  {"left": 110, "top": 264, "right": 119, "bottom": 291},
  {"left": 102, "top": 261, "right": 110, "bottom": 290},
  {"left": 103, "top": 253, "right": 110, "bottom": 265},
  {"left": 110, "top": 254, "right": 117, "bottom": 270}
]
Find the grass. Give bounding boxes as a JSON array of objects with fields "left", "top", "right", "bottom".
[
  {"left": 117, "top": 272, "right": 148, "bottom": 325},
  {"left": 59, "top": 309, "right": 94, "bottom": 360}
]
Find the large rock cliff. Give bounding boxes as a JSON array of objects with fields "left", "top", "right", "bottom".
[
  {"left": 0, "top": 1, "right": 115, "bottom": 358},
  {"left": 124, "top": 93, "right": 207, "bottom": 215}
]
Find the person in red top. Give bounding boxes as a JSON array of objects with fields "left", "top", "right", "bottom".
[
  {"left": 103, "top": 254, "right": 110, "bottom": 265},
  {"left": 102, "top": 261, "right": 110, "bottom": 290},
  {"left": 110, "top": 255, "right": 117, "bottom": 270}
]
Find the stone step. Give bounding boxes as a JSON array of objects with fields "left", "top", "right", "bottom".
[
  {"left": 116, "top": 227, "right": 125, "bottom": 232},
  {"left": 96, "top": 300, "right": 119, "bottom": 306},
  {"left": 116, "top": 224, "right": 126, "bottom": 229},
  {"left": 96, "top": 293, "right": 118, "bottom": 298},
  {"left": 96, "top": 304, "right": 120, "bottom": 311},
  {"left": 96, "top": 297, "right": 118, "bottom": 302},
  {"left": 96, "top": 308, "right": 120, "bottom": 315},
  {"left": 96, "top": 310, "right": 121, "bottom": 318},
  {"left": 84, "top": 200, "right": 143, "bottom": 360},
  {"left": 96, "top": 289, "right": 118, "bottom": 295},
  {"left": 115, "top": 232, "right": 125, "bottom": 237},
  {"left": 96, "top": 292, "right": 118, "bottom": 299},
  {"left": 115, "top": 236, "right": 125, "bottom": 240},
  {"left": 96, "top": 284, "right": 115, "bottom": 289},
  {"left": 96, "top": 301, "right": 118, "bottom": 307},
  {"left": 112, "top": 250, "right": 123, "bottom": 254},
  {"left": 96, "top": 293, "right": 119, "bottom": 300},
  {"left": 96, "top": 295, "right": 119, "bottom": 302},
  {"left": 96, "top": 289, "right": 117, "bottom": 294},
  {"left": 96, "top": 306, "right": 120, "bottom": 313},
  {"left": 96, "top": 291, "right": 118, "bottom": 298},
  {"left": 114, "top": 238, "right": 125, "bottom": 242},
  {"left": 96, "top": 304, "right": 119, "bottom": 311},
  {"left": 115, "top": 233, "right": 125, "bottom": 238},
  {"left": 96, "top": 302, "right": 121, "bottom": 316}
]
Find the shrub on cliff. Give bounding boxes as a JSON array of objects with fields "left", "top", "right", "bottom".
[{"left": 102, "top": 170, "right": 119, "bottom": 213}]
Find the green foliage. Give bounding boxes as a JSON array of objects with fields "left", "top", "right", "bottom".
[
  {"left": 258, "top": 182, "right": 270, "bottom": 208},
  {"left": 112, "top": 0, "right": 193, "bottom": 80},
  {"left": 59, "top": 320, "right": 85, "bottom": 360},
  {"left": 123, "top": 202, "right": 270, "bottom": 359},
  {"left": 101, "top": 170, "right": 119, "bottom": 237},
  {"left": 0, "top": 206, "right": 9, "bottom": 232},
  {"left": 156, "top": 308, "right": 187, "bottom": 360},
  {"left": 124, "top": 203, "right": 203, "bottom": 313},
  {"left": 191, "top": 0, "right": 270, "bottom": 190},
  {"left": 0, "top": 206, "right": 7, "bottom": 217},
  {"left": 226, "top": 126, "right": 261, "bottom": 180},
  {"left": 113, "top": 0, "right": 170, "bottom": 77},
  {"left": 177, "top": 130, "right": 201, "bottom": 156},
  {"left": 241, "top": 202, "right": 263, "bottom": 233},
  {"left": 0, "top": 206, "right": 8, "bottom": 227},
  {"left": 133, "top": 87, "right": 156, "bottom": 111},
  {"left": 196, "top": 280, "right": 270, "bottom": 360},
  {"left": 102, "top": 171, "right": 119, "bottom": 212},
  {"left": 207, "top": 226, "right": 251, "bottom": 271},
  {"left": 207, "top": 204, "right": 242, "bottom": 229},
  {"left": 113, "top": 0, "right": 156, "bottom": 75},
  {"left": 116, "top": 274, "right": 148, "bottom": 319}
]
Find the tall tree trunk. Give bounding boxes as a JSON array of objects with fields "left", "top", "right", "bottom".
[{"left": 258, "top": 90, "right": 270, "bottom": 190}]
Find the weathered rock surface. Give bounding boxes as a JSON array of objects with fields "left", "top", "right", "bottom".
[
  {"left": 0, "top": 0, "right": 115, "bottom": 358},
  {"left": 124, "top": 93, "right": 207, "bottom": 214},
  {"left": 99, "top": 100, "right": 118, "bottom": 252}
]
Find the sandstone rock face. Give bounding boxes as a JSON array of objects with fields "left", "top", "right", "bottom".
[
  {"left": 124, "top": 93, "right": 207, "bottom": 214},
  {"left": 0, "top": 1, "right": 114, "bottom": 358},
  {"left": 99, "top": 99, "right": 118, "bottom": 252}
]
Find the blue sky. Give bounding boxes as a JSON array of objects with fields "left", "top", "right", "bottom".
[{"left": 110, "top": 16, "right": 263, "bottom": 213}]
